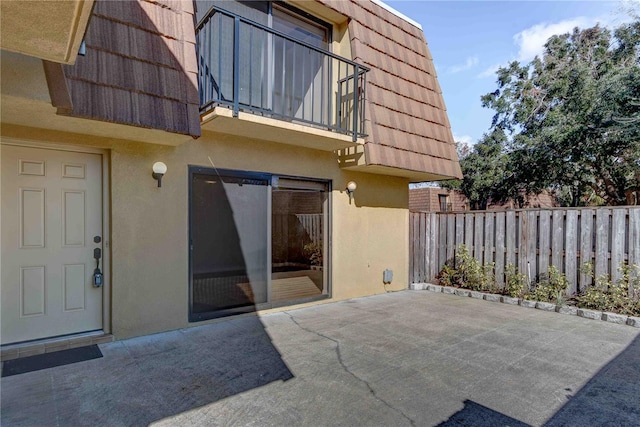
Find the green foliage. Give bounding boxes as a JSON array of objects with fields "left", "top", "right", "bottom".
[
  {"left": 505, "top": 264, "right": 527, "bottom": 298},
  {"left": 437, "top": 263, "right": 457, "bottom": 287},
  {"left": 449, "top": 245, "right": 495, "bottom": 291},
  {"left": 480, "top": 21, "right": 640, "bottom": 206},
  {"left": 303, "top": 242, "right": 323, "bottom": 266},
  {"left": 577, "top": 262, "right": 640, "bottom": 315},
  {"left": 528, "top": 266, "right": 569, "bottom": 305},
  {"left": 441, "top": 130, "right": 515, "bottom": 210}
]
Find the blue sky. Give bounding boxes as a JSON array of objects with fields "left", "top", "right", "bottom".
[{"left": 385, "top": 0, "right": 638, "bottom": 145}]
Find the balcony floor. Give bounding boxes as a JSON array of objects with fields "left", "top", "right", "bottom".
[{"left": 200, "top": 107, "right": 363, "bottom": 151}]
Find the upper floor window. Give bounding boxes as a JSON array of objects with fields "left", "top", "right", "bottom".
[
  {"left": 272, "top": 4, "right": 329, "bottom": 49},
  {"left": 197, "top": 1, "right": 331, "bottom": 48}
]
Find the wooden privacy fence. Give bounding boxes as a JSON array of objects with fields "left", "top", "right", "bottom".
[{"left": 410, "top": 207, "right": 640, "bottom": 294}]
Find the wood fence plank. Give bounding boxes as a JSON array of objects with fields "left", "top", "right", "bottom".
[
  {"left": 464, "top": 214, "right": 474, "bottom": 251},
  {"left": 495, "top": 212, "right": 506, "bottom": 287},
  {"left": 413, "top": 213, "right": 421, "bottom": 283},
  {"left": 409, "top": 213, "right": 415, "bottom": 283},
  {"left": 629, "top": 208, "right": 640, "bottom": 296},
  {"left": 595, "top": 209, "right": 610, "bottom": 282},
  {"left": 610, "top": 208, "right": 626, "bottom": 284},
  {"left": 565, "top": 210, "right": 578, "bottom": 294},
  {"left": 474, "top": 213, "right": 484, "bottom": 264},
  {"left": 439, "top": 214, "right": 447, "bottom": 270},
  {"left": 419, "top": 212, "right": 427, "bottom": 282},
  {"left": 552, "top": 210, "right": 564, "bottom": 272},
  {"left": 420, "top": 213, "right": 435, "bottom": 282},
  {"left": 484, "top": 212, "right": 495, "bottom": 268},
  {"left": 519, "top": 211, "right": 528, "bottom": 279},
  {"left": 430, "top": 213, "right": 439, "bottom": 280},
  {"left": 455, "top": 214, "right": 465, "bottom": 247},
  {"left": 446, "top": 214, "right": 456, "bottom": 264},
  {"left": 539, "top": 210, "right": 551, "bottom": 278},
  {"left": 455, "top": 213, "right": 464, "bottom": 264},
  {"left": 506, "top": 211, "right": 516, "bottom": 270},
  {"left": 579, "top": 209, "right": 594, "bottom": 290},
  {"left": 526, "top": 211, "right": 538, "bottom": 284}
]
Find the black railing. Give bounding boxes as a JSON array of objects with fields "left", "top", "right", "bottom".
[{"left": 196, "top": 7, "right": 368, "bottom": 141}]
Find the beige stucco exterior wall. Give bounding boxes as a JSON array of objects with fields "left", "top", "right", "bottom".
[
  {"left": 1, "top": 124, "right": 409, "bottom": 340},
  {"left": 109, "top": 132, "right": 409, "bottom": 339}
]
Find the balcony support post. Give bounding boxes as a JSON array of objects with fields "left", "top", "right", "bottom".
[
  {"left": 233, "top": 16, "right": 241, "bottom": 118},
  {"left": 352, "top": 64, "right": 360, "bottom": 142}
]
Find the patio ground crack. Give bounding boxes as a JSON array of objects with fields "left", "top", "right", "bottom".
[{"left": 284, "top": 311, "right": 416, "bottom": 426}]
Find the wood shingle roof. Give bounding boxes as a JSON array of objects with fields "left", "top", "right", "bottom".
[
  {"left": 62, "top": 0, "right": 200, "bottom": 138},
  {"left": 321, "top": 0, "right": 462, "bottom": 180}
]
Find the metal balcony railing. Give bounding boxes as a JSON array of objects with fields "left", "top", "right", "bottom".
[{"left": 196, "top": 7, "right": 368, "bottom": 141}]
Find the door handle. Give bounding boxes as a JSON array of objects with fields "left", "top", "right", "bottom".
[{"left": 93, "top": 246, "right": 103, "bottom": 287}]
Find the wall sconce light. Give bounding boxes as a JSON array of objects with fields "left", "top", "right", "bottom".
[
  {"left": 346, "top": 181, "right": 357, "bottom": 201},
  {"left": 152, "top": 162, "right": 167, "bottom": 187}
]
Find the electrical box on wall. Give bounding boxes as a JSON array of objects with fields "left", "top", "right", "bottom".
[{"left": 383, "top": 269, "right": 393, "bottom": 284}]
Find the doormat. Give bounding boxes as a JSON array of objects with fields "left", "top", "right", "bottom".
[{"left": 2, "top": 344, "right": 103, "bottom": 377}]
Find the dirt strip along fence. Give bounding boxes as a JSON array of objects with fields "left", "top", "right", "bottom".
[{"left": 410, "top": 206, "right": 640, "bottom": 294}]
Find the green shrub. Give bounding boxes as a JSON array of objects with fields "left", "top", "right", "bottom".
[
  {"left": 528, "top": 266, "right": 568, "bottom": 305},
  {"left": 303, "top": 242, "right": 323, "bottom": 266},
  {"left": 505, "top": 264, "right": 527, "bottom": 298},
  {"left": 454, "top": 245, "right": 495, "bottom": 291},
  {"left": 438, "top": 263, "right": 458, "bottom": 287},
  {"left": 576, "top": 262, "right": 640, "bottom": 316}
]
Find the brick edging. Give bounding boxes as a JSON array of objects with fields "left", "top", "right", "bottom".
[{"left": 409, "top": 283, "right": 640, "bottom": 328}]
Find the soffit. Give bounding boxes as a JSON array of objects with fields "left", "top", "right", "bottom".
[{"left": 0, "top": 0, "right": 94, "bottom": 64}]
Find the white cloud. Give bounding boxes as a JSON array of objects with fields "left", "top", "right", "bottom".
[
  {"left": 453, "top": 133, "right": 474, "bottom": 145},
  {"left": 477, "top": 63, "right": 503, "bottom": 79},
  {"left": 514, "top": 17, "right": 591, "bottom": 62},
  {"left": 448, "top": 56, "right": 479, "bottom": 74},
  {"left": 478, "top": 10, "right": 637, "bottom": 79},
  {"left": 513, "top": 11, "right": 637, "bottom": 62}
]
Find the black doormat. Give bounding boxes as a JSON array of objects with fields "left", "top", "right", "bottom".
[{"left": 2, "top": 344, "right": 103, "bottom": 377}]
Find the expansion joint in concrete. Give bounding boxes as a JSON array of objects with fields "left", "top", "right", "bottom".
[{"left": 283, "top": 311, "right": 416, "bottom": 427}]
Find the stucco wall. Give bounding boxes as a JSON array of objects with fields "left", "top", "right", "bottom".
[
  {"left": 3, "top": 125, "right": 409, "bottom": 339},
  {"left": 108, "top": 132, "right": 408, "bottom": 338}
]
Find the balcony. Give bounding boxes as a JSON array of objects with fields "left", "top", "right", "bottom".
[{"left": 196, "top": 7, "right": 368, "bottom": 149}]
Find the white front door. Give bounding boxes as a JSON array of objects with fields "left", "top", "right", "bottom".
[{"left": 1, "top": 144, "right": 103, "bottom": 344}]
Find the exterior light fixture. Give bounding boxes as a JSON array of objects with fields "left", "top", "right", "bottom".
[
  {"left": 346, "top": 181, "right": 357, "bottom": 200},
  {"left": 152, "top": 162, "right": 167, "bottom": 187}
]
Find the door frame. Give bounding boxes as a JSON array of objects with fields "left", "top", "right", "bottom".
[
  {"left": 188, "top": 166, "right": 332, "bottom": 322},
  {"left": 0, "top": 137, "right": 112, "bottom": 335}
]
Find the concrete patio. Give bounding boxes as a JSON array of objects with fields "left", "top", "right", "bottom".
[{"left": 2, "top": 290, "right": 639, "bottom": 426}]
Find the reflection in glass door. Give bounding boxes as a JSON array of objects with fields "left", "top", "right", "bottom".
[
  {"left": 190, "top": 171, "right": 269, "bottom": 320},
  {"left": 271, "top": 179, "right": 328, "bottom": 304},
  {"left": 272, "top": 5, "right": 329, "bottom": 123},
  {"left": 189, "top": 168, "right": 329, "bottom": 321}
]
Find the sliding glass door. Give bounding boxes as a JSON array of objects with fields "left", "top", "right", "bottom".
[
  {"left": 271, "top": 178, "right": 328, "bottom": 304},
  {"left": 189, "top": 167, "right": 329, "bottom": 321}
]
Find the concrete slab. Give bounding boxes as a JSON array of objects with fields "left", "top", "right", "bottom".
[{"left": 2, "top": 291, "right": 639, "bottom": 427}]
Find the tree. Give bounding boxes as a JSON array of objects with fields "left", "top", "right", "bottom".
[
  {"left": 481, "top": 21, "right": 640, "bottom": 206},
  {"left": 442, "top": 129, "right": 513, "bottom": 210}
]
